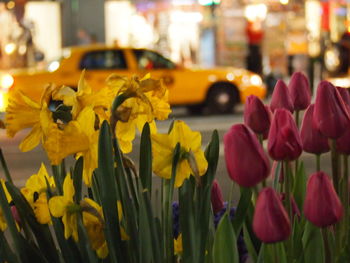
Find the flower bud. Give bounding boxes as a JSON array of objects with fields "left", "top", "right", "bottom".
[
  {"left": 268, "top": 108, "right": 302, "bottom": 161},
  {"left": 244, "top": 95, "right": 271, "bottom": 135},
  {"left": 11, "top": 205, "right": 21, "bottom": 226},
  {"left": 300, "top": 104, "right": 330, "bottom": 154},
  {"left": 304, "top": 171, "right": 343, "bottom": 228},
  {"left": 211, "top": 180, "right": 225, "bottom": 214},
  {"left": 314, "top": 81, "right": 350, "bottom": 139},
  {"left": 253, "top": 187, "right": 291, "bottom": 243},
  {"left": 270, "top": 80, "right": 294, "bottom": 113},
  {"left": 224, "top": 124, "right": 270, "bottom": 187},
  {"left": 288, "top": 72, "right": 311, "bottom": 111}
]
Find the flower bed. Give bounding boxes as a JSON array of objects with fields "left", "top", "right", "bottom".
[{"left": 0, "top": 71, "right": 349, "bottom": 263}]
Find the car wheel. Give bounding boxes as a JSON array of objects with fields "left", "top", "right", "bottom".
[{"left": 206, "top": 83, "right": 239, "bottom": 114}]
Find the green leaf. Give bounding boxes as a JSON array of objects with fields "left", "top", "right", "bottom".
[
  {"left": 232, "top": 187, "right": 252, "bottom": 234},
  {"left": 212, "top": 213, "right": 239, "bottom": 263},
  {"left": 97, "top": 120, "right": 123, "bottom": 262},
  {"left": 302, "top": 221, "right": 324, "bottom": 263},
  {"left": 112, "top": 136, "right": 139, "bottom": 262},
  {"left": 140, "top": 190, "right": 162, "bottom": 263},
  {"left": 73, "top": 157, "right": 84, "bottom": 203},
  {"left": 0, "top": 148, "right": 12, "bottom": 183},
  {"left": 138, "top": 191, "right": 153, "bottom": 263},
  {"left": 179, "top": 179, "right": 197, "bottom": 263},
  {"left": 243, "top": 224, "right": 258, "bottom": 262},
  {"left": 273, "top": 161, "right": 282, "bottom": 190},
  {"left": 0, "top": 230, "right": 18, "bottom": 263},
  {"left": 293, "top": 161, "right": 307, "bottom": 210},
  {"left": 139, "top": 122, "right": 152, "bottom": 192},
  {"left": 203, "top": 130, "right": 219, "bottom": 186}
]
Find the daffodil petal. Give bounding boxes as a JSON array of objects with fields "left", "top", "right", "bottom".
[{"left": 48, "top": 196, "right": 68, "bottom": 217}]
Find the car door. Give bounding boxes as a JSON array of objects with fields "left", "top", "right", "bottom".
[
  {"left": 131, "top": 49, "right": 200, "bottom": 105},
  {"left": 79, "top": 49, "right": 132, "bottom": 91}
]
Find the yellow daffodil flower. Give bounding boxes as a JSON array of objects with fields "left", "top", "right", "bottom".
[
  {"left": 53, "top": 72, "right": 117, "bottom": 123},
  {"left": 48, "top": 175, "right": 78, "bottom": 241},
  {"left": 21, "top": 163, "right": 55, "bottom": 224},
  {"left": 43, "top": 106, "right": 98, "bottom": 186},
  {"left": 109, "top": 74, "right": 171, "bottom": 153},
  {"left": 152, "top": 120, "right": 208, "bottom": 187},
  {"left": 174, "top": 234, "right": 183, "bottom": 255},
  {"left": 5, "top": 84, "right": 62, "bottom": 153},
  {"left": 74, "top": 107, "right": 99, "bottom": 186}
]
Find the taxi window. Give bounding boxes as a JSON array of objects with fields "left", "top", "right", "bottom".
[
  {"left": 80, "top": 50, "right": 127, "bottom": 70},
  {"left": 133, "top": 50, "right": 175, "bottom": 70}
]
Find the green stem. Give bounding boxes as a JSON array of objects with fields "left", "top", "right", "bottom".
[
  {"left": 322, "top": 228, "right": 332, "bottom": 263},
  {"left": 316, "top": 154, "right": 321, "bottom": 172},
  {"left": 284, "top": 161, "right": 294, "bottom": 261},
  {"left": 330, "top": 139, "right": 340, "bottom": 194},
  {"left": 284, "top": 161, "right": 292, "bottom": 220},
  {"left": 162, "top": 179, "right": 173, "bottom": 263},
  {"left": 227, "top": 181, "right": 235, "bottom": 214}
]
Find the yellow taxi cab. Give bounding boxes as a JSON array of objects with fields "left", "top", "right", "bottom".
[{"left": 0, "top": 45, "right": 266, "bottom": 114}]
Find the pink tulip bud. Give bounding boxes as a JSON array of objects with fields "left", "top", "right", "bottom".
[
  {"left": 211, "top": 180, "right": 224, "bottom": 214},
  {"left": 253, "top": 187, "right": 291, "bottom": 243},
  {"left": 268, "top": 108, "right": 302, "bottom": 161},
  {"left": 304, "top": 171, "right": 343, "bottom": 228},
  {"left": 244, "top": 95, "right": 271, "bottom": 135},
  {"left": 300, "top": 104, "right": 330, "bottom": 154},
  {"left": 224, "top": 124, "right": 270, "bottom": 187},
  {"left": 270, "top": 80, "right": 294, "bottom": 113},
  {"left": 313, "top": 81, "right": 350, "bottom": 139},
  {"left": 288, "top": 72, "right": 311, "bottom": 111},
  {"left": 11, "top": 205, "right": 21, "bottom": 226}
]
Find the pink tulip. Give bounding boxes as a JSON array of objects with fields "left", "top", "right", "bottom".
[
  {"left": 313, "top": 81, "right": 350, "bottom": 139},
  {"left": 300, "top": 104, "right": 330, "bottom": 154},
  {"left": 224, "top": 124, "right": 270, "bottom": 187},
  {"left": 270, "top": 80, "right": 294, "bottom": 113},
  {"left": 304, "top": 171, "right": 343, "bottom": 228},
  {"left": 253, "top": 187, "right": 291, "bottom": 243},
  {"left": 288, "top": 72, "right": 311, "bottom": 110},
  {"left": 244, "top": 95, "right": 271, "bottom": 135},
  {"left": 211, "top": 180, "right": 224, "bottom": 214},
  {"left": 268, "top": 108, "right": 302, "bottom": 161}
]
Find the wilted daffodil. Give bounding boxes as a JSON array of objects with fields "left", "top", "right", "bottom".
[
  {"left": 82, "top": 199, "right": 128, "bottom": 259},
  {"left": 21, "top": 163, "right": 55, "bottom": 224},
  {"left": 109, "top": 74, "right": 171, "bottom": 153},
  {"left": 48, "top": 175, "right": 78, "bottom": 241},
  {"left": 152, "top": 120, "right": 208, "bottom": 187}
]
